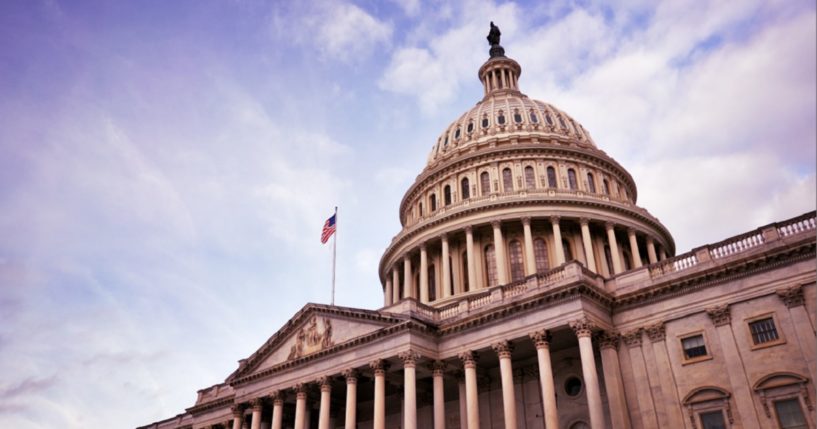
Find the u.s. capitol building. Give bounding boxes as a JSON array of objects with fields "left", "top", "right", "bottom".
[{"left": 140, "top": 28, "right": 816, "bottom": 429}]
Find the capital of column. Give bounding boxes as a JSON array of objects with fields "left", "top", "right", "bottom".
[
  {"left": 621, "top": 329, "right": 643, "bottom": 347},
  {"left": 465, "top": 225, "right": 473, "bottom": 234},
  {"left": 420, "top": 242, "right": 427, "bottom": 251},
  {"left": 293, "top": 382, "right": 308, "bottom": 399},
  {"left": 529, "top": 329, "right": 552, "bottom": 349},
  {"left": 270, "top": 390, "right": 283, "bottom": 406},
  {"left": 569, "top": 318, "right": 596, "bottom": 338},
  {"left": 605, "top": 221, "right": 615, "bottom": 231},
  {"left": 645, "top": 322, "right": 666, "bottom": 342},
  {"left": 597, "top": 331, "right": 620, "bottom": 349},
  {"left": 341, "top": 369, "right": 358, "bottom": 384},
  {"left": 550, "top": 215, "right": 561, "bottom": 225},
  {"left": 491, "top": 340, "right": 514, "bottom": 359},
  {"left": 777, "top": 285, "right": 805, "bottom": 308},
  {"left": 429, "top": 360, "right": 447, "bottom": 377},
  {"left": 398, "top": 350, "right": 421, "bottom": 368},
  {"left": 579, "top": 217, "right": 590, "bottom": 227},
  {"left": 458, "top": 350, "right": 479, "bottom": 369},
  {"left": 316, "top": 376, "right": 332, "bottom": 392},
  {"left": 369, "top": 359, "right": 390, "bottom": 375},
  {"left": 627, "top": 227, "right": 637, "bottom": 237},
  {"left": 251, "top": 397, "right": 265, "bottom": 411},
  {"left": 706, "top": 304, "right": 731, "bottom": 326},
  {"left": 403, "top": 253, "right": 411, "bottom": 261},
  {"left": 491, "top": 219, "right": 502, "bottom": 229},
  {"left": 521, "top": 217, "right": 531, "bottom": 226},
  {"left": 231, "top": 404, "right": 246, "bottom": 418},
  {"left": 439, "top": 232, "right": 448, "bottom": 242}
]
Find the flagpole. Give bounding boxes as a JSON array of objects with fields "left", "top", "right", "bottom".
[{"left": 331, "top": 206, "right": 337, "bottom": 306}]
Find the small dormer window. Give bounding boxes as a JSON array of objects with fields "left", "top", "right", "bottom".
[
  {"left": 481, "top": 115, "right": 489, "bottom": 128},
  {"left": 513, "top": 110, "right": 522, "bottom": 124},
  {"left": 454, "top": 127, "right": 461, "bottom": 140},
  {"left": 497, "top": 111, "right": 506, "bottom": 125},
  {"left": 558, "top": 116, "right": 568, "bottom": 129},
  {"left": 467, "top": 121, "right": 474, "bottom": 134},
  {"left": 545, "top": 113, "right": 554, "bottom": 126},
  {"left": 529, "top": 110, "right": 539, "bottom": 123},
  {"left": 444, "top": 136, "right": 449, "bottom": 147}
]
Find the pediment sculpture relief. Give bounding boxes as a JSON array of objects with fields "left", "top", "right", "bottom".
[{"left": 287, "top": 316, "right": 334, "bottom": 360}]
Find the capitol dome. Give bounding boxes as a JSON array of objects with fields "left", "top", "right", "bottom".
[{"left": 379, "top": 37, "right": 675, "bottom": 307}]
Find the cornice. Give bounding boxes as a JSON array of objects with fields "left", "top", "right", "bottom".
[{"left": 186, "top": 395, "right": 235, "bottom": 416}]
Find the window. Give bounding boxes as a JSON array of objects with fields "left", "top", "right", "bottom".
[
  {"left": 430, "top": 194, "right": 437, "bottom": 212},
  {"left": 513, "top": 110, "right": 522, "bottom": 124},
  {"left": 602, "top": 179, "right": 610, "bottom": 195},
  {"left": 749, "top": 317, "right": 779, "bottom": 345},
  {"left": 444, "top": 136, "right": 449, "bottom": 147},
  {"left": 534, "top": 238, "right": 549, "bottom": 272},
  {"left": 564, "top": 376, "right": 583, "bottom": 396},
  {"left": 461, "top": 178, "right": 470, "bottom": 200},
  {"left": 681, "top": 334, "right": 708, "bottom": 360},
  {"left": 524, "top": 166, "right": 535, "bottom": 189},
  {"left": 562, "top": 239, "right": 574, "bottom": 261},
  {"left": 461, "top": 251, "right": 469, "bottom": 292},
  {"left": 509, "top": 240, "right": 524, "bottom": 281},
  {"left": 545, "top": 113, "right": 554, "bottom": 126},
  {"left": 454, "top": 127, "right": 461, "bottom": 140},
  {"left": 444, "top": 185, "right": 452, "bottom": 206},
  {"left": 529, "top": 110, "right": 539, "bottom": 123},
  {"left": 699, "top": 410, "right": 727, "bottom": 429},
  {"left": 587, "top": 172, "right": 596, "bottom": 193},
  {"left": 480, "top": 171, "right": 491, "bottom": 195},
  {"left": 428, "top": 264, "right": 436, "bottom": 301},
  {"left": 497, "top": 111, "right": 506, "bottom": 125},
  {"left": 481, "top": 114, "right": 489, "bottom": 128},
  {"left": 567, "top": 168, "right": 578, "bottom": 190},
  {"left": 558, "top": 116, "right": 568, "bottom": 129},
  {"left": 484, "top": 244, "right": 498, "bottom": 287},
  {"left": 547, "top": 166, "right": 557, "bottom": 188},
  {"left": 418, "top": 202, "right": 423, "bottom": 217},
  {"left": 467, "top": 120, "right": 474, "bottom": 134},
  {"left": 502, "top": 168, "right": 513, "bottom": 192},
  {"left": 774, "top": 398, "right": 808, "bottom": 428}
]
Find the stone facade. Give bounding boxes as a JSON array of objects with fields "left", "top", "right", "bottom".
[{"left": 139, "top": 37, "right": 817, "bottom": 429}]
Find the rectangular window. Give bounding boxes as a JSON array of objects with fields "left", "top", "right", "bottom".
[
  {"left": 775, "top": 398, "right": 808, "bottom": 429},
  {"left": 699, "top": 410, "right": 727, "bottom": 429},
  {"left": 749, "top": 317, "right": 779, "bottom": 345},
  {"left": 682, "top": 335, "right": 708, "bottom": 359}
]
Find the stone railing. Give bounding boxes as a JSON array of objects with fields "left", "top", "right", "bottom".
[
  {"left": 778, "top": 213, "right": 816, "bottom": 237},
  {"left": 709, "top": 230, "right": 765, "bottom": 259},
  {"left": 648, "top": 252, "right": 698, "bottom": 279}
]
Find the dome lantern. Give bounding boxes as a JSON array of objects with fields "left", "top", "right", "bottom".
[{"left": 480, "top": 22, "right": 521, "bottom": 97}]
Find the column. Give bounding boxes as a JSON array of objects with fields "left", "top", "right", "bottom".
[
  {"left": 385, "top": 279, "right": 393, "bottom": 306},
  {"left": 465, "top": 226, "right": 478, "bottom": 290},
  {"left": 658, "top": 248, "right": 666, "bottom": 261},
  {"left": 399, "top": 351, "right": 420, "bottom": 429},
  {"left": 530, "top": 331, "right": 559, "bottom": 428},
  {"left": 293, "top": 384, "right": 308, "bottom": 429},
  {"left": 551, "top": 216, "right": 566, "bottom": 265},
  {"left": 431, "top": 361, "right": 446, "bottom": 429},
  {"left": 706, "top": 305, "right": 761, "bottom": 428},
  {"left": 271, "top": 392, "right": 283, "bottom": 429},
  {"left": 646, "top": 237, "right": 658, "bottom": 264},
  {"left": 342, "top": 370, "right": 357, "bottom": 429},
  {"left": 622, "top": 330, "right": 658, "bottom": 428},
  {"left": 250, "top": 398, "right": 263, "bottom": 429},
  {"left": 627, "top": 229, "right": 643, "bottom": 268},
  {"left": 522, "top": 217, "right": 536, "bottom": 275},
  {"left": 370, "top": 359, "right": 388, "bottom": 429},
  {"left": 457, "top": 373, "right": 468, "bottom": 429},
  {"left": 459, "top": 351, "right": 481, "bottom": 429},
  {"left": 492, "top": 220, "right": 509, "bottom": 285},
  {"left": 777, "top": 285, "right": 817, "bottom": 382},
  {"left": 317, "top": 377, "right": 331, "bottom": 429},
  {"left": 403, "top": 255, "right": 413, "bottom": 299},
  {"left": 492, "top": 341, "right": 518, "bottom": 429},
  {"left": 644, "top": 323, "right": 683, "bottom": 428},
  {"left": 570, "top": 319, "right": 606, "bottom": 429},
  {"left": 231, "top": 405, "right": 245, "bottom": 429},
  {"left": 441, "top": 235, "right": 452, "bottom": 298},
  {"left": 606, "top": 222, "right": 623, "bottom": 274},
  {"left": 419, "top": 245, "right": 429, "bottom": 303},
  {"left": 580, "top": 218, "right": 597, "bottom": 273},
  {"left": 598, "top": 332, "right": 630, "bottom": 429},
  {"left": 392, "top": 267, "right": 401, "bottom": 303}
]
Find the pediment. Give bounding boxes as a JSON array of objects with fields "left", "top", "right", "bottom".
[{"left": 228, "top": 304, "right": 404, "bottom": 381}]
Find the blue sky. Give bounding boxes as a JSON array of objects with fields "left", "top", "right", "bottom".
[{"left": 0, "top": 1, "right": 814, "bottom": 427}]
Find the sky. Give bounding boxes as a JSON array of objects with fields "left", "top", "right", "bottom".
[{"left": 0, "top": 0, "right": 814, "bottom": 427}]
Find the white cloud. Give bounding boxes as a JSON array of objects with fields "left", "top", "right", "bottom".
[{"left": 391, "top": 0, "right": 421, "bottom": 17}]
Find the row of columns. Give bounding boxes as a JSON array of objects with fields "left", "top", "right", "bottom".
[
  {"left": 223, "top": 317, "right": 615, "bottom": 429},
  {"left": 385, "top": 217, "right": 668, "bottom": 306}
]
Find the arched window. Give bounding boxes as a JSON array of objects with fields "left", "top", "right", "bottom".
[
  {"left": 467, "top": 120, "right": 474, "bottom": 134},
  {"left": 484, "top": 244, "right": 498, "bottom": 287},
  {"left": 502, "top": 168, "right": 513, "bottom": 192},
  {"left": 443, "top": 135, "right": 449, "bottom": 148},
  {"left": 461, "top": 178, "right": 470, "bottom": 200},
  {"left": 562, "top": 238, "right": 574, "bottom": 261},
  {"left": 513, "top": 110, "right": 522, "bottom": 124},
  {"left": 547, "top": 166, "right": 557, "bottom": 188},
  {"left": 602, "top": 179, "right": 610, "bottom": 195},
  {"left": 558, "top": 116, "right": 568, "bottom": 129},
  {"left": 534, "top": 238, "right": 549, "bottom": 272},
  {"left": 430, "top": 194, "right": 437, "bottom": 212},
  {"left": 509, "top": 240, "right": 524, "bottom": 281},
  {"left": 529, "top": 110, "right": 539, "bottom": 123},
  {"left": 461, "top": 251, "right": 470, "bottom": 292},
  {"left": 480, "top": 171, "right": 491, "bottom": 195},
  {"left": 567, "top": 168, "right": 578, "bottom": 190},
  {"left": 481, "top": 114, "right": 489, "bottom": 129},
  {"left": 428, "top": 264, "right": 436, "bottom": 301},
  {"left": 524, "top": 166, "right": 535, "bottom": 189},
  {"left": 497, "top": 111, "right": 506, "bottom": 125},
  {"left": 545, "top": 113, "right": 554, "bottom": 126},
  {"left": 587, "top": 172, "right": 596, "bottom": 193},
  {"left": 454, "top": 127, "right": 461, "bottom": 140},
  {"left": 444, "top": 185, "right": 452, "bottom": 206}
]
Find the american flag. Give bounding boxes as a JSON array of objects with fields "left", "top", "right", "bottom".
[{"left": 320, "top": 213, "right": 336, "bottom": 244}]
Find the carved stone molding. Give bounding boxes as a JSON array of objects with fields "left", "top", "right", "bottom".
[
  {"left": 645, "top": 322, "right": 666, "bottom": 342},
  {"left": 529, "top": 330, "right": 552, "bottom": 349},
  {"left": 491, "top": 340, "right": 514, "bottom": 359},
  {"left": 316, "top": 376, "right": 332, "bottom": 392},
  {"left": 597, "top": 331, "right": 620, "bottom": 349},
  {"left": 550, "top": 215, "right": 561, "bottom": 225},
  {"left": 706, "top": 304, "right": 732, "bottom": 326},
  {"left": 293, "top": 382, "right": 308, "bottom": 399},
  {"left": 521, "top": 216, "right": 531, "bottom": 226},
  {"left": 621, "top": 329, "right": 643, "bottom": 347},
  {"left": 250, "top": 397, "right": 265, "bottom": 410},
  {"left": 231, "top": 404, "right": 245, "bottom": 417},
  {"left": 398, "top": 350, "right": 421, "bottom": 368},
  {"left": 369, "top": 359, "right": 389, "bottom": 376},
  {"left": 459, "top": 350, "right": 479, "bottom": 369},
  {"left": 579, "top": 217, "right": 590, "bottom": 226},
  {"left": 491, "top": 219, "right": 502, "bottom": 229},
  {"left": 777, "top": 285, "right": 805, "bottom": 308},
  {"left": 429, "top": 360, "right": 446, "bottom": 377},
  {"left": 569, "top": 318, "right": 595, "bottom": 338},
  {"left": 270, "top": 390, "right": 283, "bottom": 405},
  {"left": 341, "top": 369, "right": 358, "bottom": 384}
]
